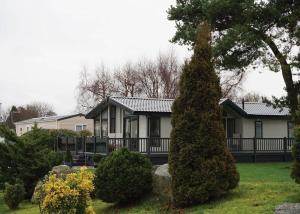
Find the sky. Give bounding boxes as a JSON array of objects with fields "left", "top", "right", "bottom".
[{"left": 0, "top": 0, "right": 287, "bottom": 115}]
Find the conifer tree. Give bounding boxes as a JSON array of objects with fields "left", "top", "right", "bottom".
[{"left": 169, "top": 22, "right": 239, "bottom": 207}]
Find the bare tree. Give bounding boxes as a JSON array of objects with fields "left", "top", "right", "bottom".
[
  {"left": 76, "top": 50, "right": 245, "bottom": 110},
  {"left": 157, "top": 51, "right": 181, "bottom": 99},
  {"left": 114, "top": 62, "right": 142, "bottom": 97},
  {"left": 220, "top": 70, "right": 245, "bottom": 99},
  {"left": 26, "top": 102, "right": 56, "bottom": 117},
  {"left": 0, "top": 106, "right": 10, "bottom": 123},
  {"left": 3, "top": 103, "right": 56, "bottom": 129},
  {"left": 241, "top": 92, "right": 262, "bottom": 102},
  {"left": 77, "top": 65, "right": 117, "bottom": 112},
  {"left": 136, "top": 59, "right": 160, "bottom": 98}
]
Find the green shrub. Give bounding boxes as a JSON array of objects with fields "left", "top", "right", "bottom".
[
  {"left": 93, "top": 154, "right": 104, "bottom": 165},
  {"left": 0, "top": 125, "right": 76, "bottom": 199},
  {"left": 38, "top": 167, "right": 95, "bottom": 214},
  {"left": 47, "top": 151, "right": 64, "bottom": 167},
  {"left": 291, "top": 126, "right": 300, "bottom": 183},
  {"left": 169, "top": 23, "right": 239, "bottom": 207},
  {"left": 95, "top": 148, "right": 152, "bottom": 204},
  {"left": 3, "top": 182, "right": 25, "bottom": 209},
  {"left": 79, "top": 130, "right": 92, "bottom": 137}
]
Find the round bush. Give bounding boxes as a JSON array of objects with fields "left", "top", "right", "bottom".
[
  {"left": 3, "top": 182, "right": 25, "bottom": 210},
  {"left": 95, "top": 148, "right": 152, "bottom": 204}
]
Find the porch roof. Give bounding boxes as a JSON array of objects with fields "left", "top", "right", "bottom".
[{"left": 86, "top": 96, "right": 291, "bottom": 119}]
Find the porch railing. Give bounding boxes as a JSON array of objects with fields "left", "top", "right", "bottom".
[{"left": 55, "top": 137, "right": 295, "bottom": 156}]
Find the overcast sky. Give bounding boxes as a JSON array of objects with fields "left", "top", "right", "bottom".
[{"left": 0, "top": 0, "right": 286, "bottom": 115}]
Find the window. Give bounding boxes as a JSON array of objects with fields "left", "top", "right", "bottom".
[
  {"left": 255, "top": 121, "right": 263, "bottom": 138},
  {"left": 124, "top": 116, "right": 138, "bottom": 138},
  {"left": 110, "top": 105, "right": 116, "bottom": 133},
  {"left": 75, "top": 124, "right": 87, "bottom": 132},
  {"left": 101, "top": 108, "right": 108, "bottom": 137},
  {"left": 26, "top": 126, "right": 30, "bottom": 132},
  {"left": 288, "top": 121, "right": 294, "bottom": 138},
  {"left": 94, "top": 116, "right": 101, "bottom": 137},
  {"left": 148, "top": 117, "right": 160, "bottom": 147}
]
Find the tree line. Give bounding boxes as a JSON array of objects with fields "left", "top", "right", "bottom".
[
  {"left": 76, "top": 50, "right": 244, "bottom": 112},
  {"left": 0, "top": 102, "right": 56, "bottom": 129}
]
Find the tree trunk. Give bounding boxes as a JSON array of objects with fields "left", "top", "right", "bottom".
[{"left": 259, "top": 33, "right": 299, "bottom": 123}]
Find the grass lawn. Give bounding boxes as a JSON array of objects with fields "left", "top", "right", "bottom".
[{"left": 1, "top": 162, "right": 300, "bottom": 214}]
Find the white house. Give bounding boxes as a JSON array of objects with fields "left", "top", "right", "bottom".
[
  {"left": 15, "top": 113, "right": 94, "bottom": 136},
  {"left": 86, "top": 96, "right": 293, "bottom": 141}
]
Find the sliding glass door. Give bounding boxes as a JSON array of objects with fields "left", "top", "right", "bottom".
[{"left": 123, "top": 116, "right": 139, "bottom": 151}]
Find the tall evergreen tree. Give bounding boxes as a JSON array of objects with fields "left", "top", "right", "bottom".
[
  {"left": 169, "top": 22, "right": 239, "bottom": 207},
  {"left": 168, "top": 0, "right": 300, "bottom": 119}
]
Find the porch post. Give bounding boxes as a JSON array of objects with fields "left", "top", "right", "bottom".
[
  {"left": 66, "top": 136, "right": 68, "bottom": 153},
  {"left": 283, "top": 137, "right": 287, "bottom": 162},
  {"left": 75, "top": 137, "right": 78, "bottom": 155},
  {"left": 146, "top": 138, "right": 151, "bottom": 157},
  {"left": 253, "top": 137, "right": 257, "bottom": 163},
  {"left": 94, "top": 136, "right": 96, "bottom": 154},
  {"left": 106, "top": 137, "right": 109, "bottom": 155}
]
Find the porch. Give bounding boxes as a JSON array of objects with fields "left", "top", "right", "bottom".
[{"left": 55, "top": 137, "right": 295, "bottom": 165}]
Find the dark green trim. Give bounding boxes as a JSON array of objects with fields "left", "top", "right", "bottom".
[{"left": 86, "top": 97, "right": 134, "bottom": 119}]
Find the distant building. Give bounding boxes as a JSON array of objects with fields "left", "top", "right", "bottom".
[{"left": 14, "top": 113, "right": 94, "bottom": 136}]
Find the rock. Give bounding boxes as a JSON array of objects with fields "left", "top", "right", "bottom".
[
  {"left": 31, "top": 165, "right": 76, "bottom": 203},
  {"left": 275, "top": 203, "right": 300, "bottom": 214},
  {"left": 152, "top": 164, "right": 173, "bottom": 203},
  {"left": 50, "top": 165, "right": 76, "bottom": 179}
]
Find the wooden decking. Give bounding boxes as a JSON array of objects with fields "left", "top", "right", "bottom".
[{"left": 55, "top": 137, "right": 295, "bottom": 164}]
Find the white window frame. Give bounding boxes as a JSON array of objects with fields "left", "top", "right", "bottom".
[{"left": 75, "top": 124, "right": 87, "bottom": 132}]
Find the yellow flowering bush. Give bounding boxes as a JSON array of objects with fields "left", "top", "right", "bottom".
[{"left": 40, "top": 167, "right": 95, "bottom": 214}]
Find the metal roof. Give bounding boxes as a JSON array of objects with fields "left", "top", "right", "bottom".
[
  {"left": 86, "top": 96, "right": 290, "bottom": 118},
  {"left": 14, "top": 113, "right": 85, "bottom": 125},
  {"left": 236, "top": 102, "right": 290, "bottom": 116},
  {"left": 110, "top": 96, "right": 174, "bottom": 113}
]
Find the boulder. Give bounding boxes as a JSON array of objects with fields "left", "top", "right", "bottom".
[
  {"left": 152, "top": 164, "right": 173, "bottom": 203},
  {"left": 275, "top": 203, "right": 300, "bottom": 214},
  {"left": 31, "top": 165, "right": 76, "bottom": 203},
  {"left": 50, "top": 165, "right": 76, "bottom": 179}
]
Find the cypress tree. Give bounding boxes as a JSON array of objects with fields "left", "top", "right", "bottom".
[{"left": 169, "top": 22, "right": 239, "bottom": 207}]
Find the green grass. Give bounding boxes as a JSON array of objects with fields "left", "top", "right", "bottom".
[{"left": 1, "top": 163, "right": 300, "bottom": 214}]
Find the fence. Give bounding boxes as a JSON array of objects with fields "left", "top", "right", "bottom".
[
  {"left": 55, "top": 137, "right": 295, "bottom": 163},
  {"left": 55, "top": 137, "right": 171, "bottom": 155}
]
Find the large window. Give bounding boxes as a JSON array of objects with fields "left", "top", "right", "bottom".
[
  {"left": 222, "top": 118, "right": 235, "bottom": 138},
  {"left": 288, "top": 121, "right": 294, "bottom": 138},
  {"left": 148, "top": 117, "right": 160, "bottom": 147},
  {"left": 94, "top": 116, "right": 101, "bottom": 137},
  {"left": 124, "top": 116, "right": 138, "bottom": 138},
  {"left": 255, "top": 121, "right": 263, "bottom": 138},
  {"left": 101, "top": 109, "right": 108, "bottom": 137},
  {"left": 110, "top": 105, "right": 116, "bottom": 133}
]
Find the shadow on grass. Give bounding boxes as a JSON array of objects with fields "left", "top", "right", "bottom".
[
  {"left": 95, "top": 193, "right": 164, "bottom": 214},
  {"left": 98, "top": 188, "right": 245, "bottom": 214}
]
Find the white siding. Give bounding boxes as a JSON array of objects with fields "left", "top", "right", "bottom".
[
  {"left": 15, "top": 121, "right": 57, "bottom": 136},
  {"left": 242, "top": 118, "right": 288, "bottom": 138},
  {"left": 139, "top": 115, "right": 148, "bottom": 138},
  {"left": 57, "top": 116, "right": 94, "bottom": 134}
]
